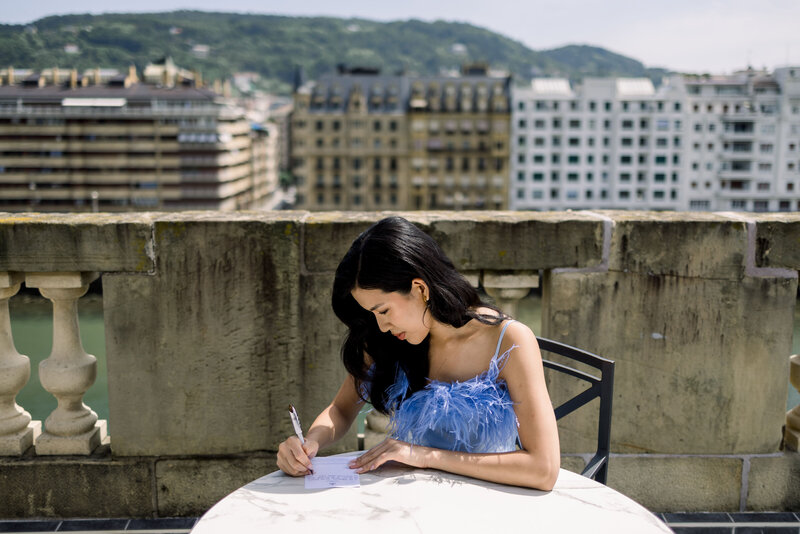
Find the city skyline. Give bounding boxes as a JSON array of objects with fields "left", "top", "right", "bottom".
[{"left": 1, "top": 0, "right": 798, "bottom": 75}]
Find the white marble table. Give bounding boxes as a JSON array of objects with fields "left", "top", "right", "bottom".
[{"left": 192, "top": 457, "right": 672, "bottom": 534}]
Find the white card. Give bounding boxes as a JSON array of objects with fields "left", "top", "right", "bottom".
[{"left": 304, "top": 455, "right": 361, "bottom": 489}]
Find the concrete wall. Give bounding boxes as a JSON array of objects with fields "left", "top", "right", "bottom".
[{"left": 0, "top": 211, "right": 798, "bottom": 517}]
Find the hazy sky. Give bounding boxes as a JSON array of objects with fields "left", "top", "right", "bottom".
[{"left": 2, "top": 0, "right": 798, "bottom": 74}]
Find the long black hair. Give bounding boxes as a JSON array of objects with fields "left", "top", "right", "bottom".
[{"left": 332, "top": 216, "right": 505, "bottom": 414}]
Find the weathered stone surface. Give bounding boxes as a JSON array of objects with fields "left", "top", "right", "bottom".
[
  {"left": 0, "top": 212, "right": 155, "bottom": 273},
  {"left": 302, "top": 211, "right": 379, "bottom": 272},
  {"left": 156, "top": 456, "right": 278, "bottom": 517},
  {"left": 607, "top": 456, "right": 742, "bottom": 512},
  {"left": 746, "top": 454, "right": 800, "bottom": 511},
  {"left": 754, "top": 213, "right": 800, "bottom": 269},
  {"left": 105, "top": 215, "right": 303, "bottom": 455},
  {"left": 302, "top": 211, "right": 606, "bottom": 272},
  {"left": 298, "top": 272, "right": 358, "bottom": 452},
  {"left": 1, "top": 211, "right": 798, "bottom": 518},
  {"left": 605, "top": 211, "right": 748, "bottom": 279},
  {"left": 543, "top": 270, "right": 796, "bottom": 454},
  {"left": 427, "top": 211, "right": 605, "bottom": 271},
  {"left": 0, "top": 456, "right": 154, "bottom": 518}
]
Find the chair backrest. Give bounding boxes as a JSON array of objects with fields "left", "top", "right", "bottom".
[{"left": 537, "top": 337, "right": 615, "bottom": 485}]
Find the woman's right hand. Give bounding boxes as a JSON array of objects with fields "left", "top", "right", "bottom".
[{"left": 277, "top": 436, "right": 319, "bottom": 476}]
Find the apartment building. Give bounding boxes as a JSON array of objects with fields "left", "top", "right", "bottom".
[
  {"left": 682, "top": 67, "right": 800, "bottom": 212},
  {"left": 511, "top": 77, "right": 686, "bottom": 210},
  {"left": 511, "top": 67, "right": 800, "bottom": 212},
  {"left": 291, "top": 65, "right": 511, "bottom": 210},
  {"left": 0, "top": 60, "right": 278, "bottom": 212}
]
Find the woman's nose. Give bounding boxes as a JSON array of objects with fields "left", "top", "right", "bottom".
[{"left": 376, "top": 315, "right": 390, "bottom": 332}]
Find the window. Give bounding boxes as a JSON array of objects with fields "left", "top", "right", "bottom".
[
  {"left": 552, "top": 118, "right": 562, "bottom": 129},
  {"left": 619, "top": 190, "right": 630, "bottom": 200},
  {"left": 568, "top": 155, "right": 580, "bottom": 164},
  {"left": 533, "top": 172, "right": 544, "bottom": 181},
  {"left": 568, "top": 173, "right": 579, "bottom": 182},
  {"left": 620, "top": 155, "right": 632, "bottom": 165}
]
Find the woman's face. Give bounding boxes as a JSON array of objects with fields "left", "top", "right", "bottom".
[{"left": 351, "top": 280, "right": 429, "bottom": 345}]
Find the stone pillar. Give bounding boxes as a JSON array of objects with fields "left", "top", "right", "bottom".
[
  {"left": 26, "top": 272, "right": 107, "bottom": 455},
  {"left": 482, "top": 270, "right": 539, "bottom": 318},
  {"left": 0, "top": 272, "right": 41, "bottom": 455},
  {"left": 786, "top": 354, "right": 800, "bottom": 451}
]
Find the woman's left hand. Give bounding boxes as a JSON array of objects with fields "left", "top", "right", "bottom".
[{"left": 348, "top": 438, "right": 430, "bottom": 473}]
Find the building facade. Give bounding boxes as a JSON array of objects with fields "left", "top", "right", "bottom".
[
  {"left": 291, "top": 65, "right": 511, "bottom": 210},
  {"left": 510, "top": 67, "right": 800, "bottom": 212},
  {"left": 0, "top": 62, "right": 278, "bottom": 212}
]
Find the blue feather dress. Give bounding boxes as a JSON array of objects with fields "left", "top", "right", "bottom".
[{"left": 383, "top": 320, "right": 520, "bottom": 453}]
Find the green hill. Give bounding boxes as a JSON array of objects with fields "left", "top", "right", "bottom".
[{"left": 0, "top": 11, "right": 670, "bottom": 94}]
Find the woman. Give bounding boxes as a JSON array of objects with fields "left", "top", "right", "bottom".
[{"left": 277, "top": 216, "right": 560, "bottom": 490}]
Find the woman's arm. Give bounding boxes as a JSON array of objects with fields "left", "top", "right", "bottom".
[
  {"left": 277, "top": 373, "right": 364, "bottom": 476},
  {"left": 349, "top": 322, "right": 561, "bottom": 490}
]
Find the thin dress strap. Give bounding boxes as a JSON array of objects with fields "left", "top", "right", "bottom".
[{"left": 493, "top": 320, "right": 516, "bottom": 358}]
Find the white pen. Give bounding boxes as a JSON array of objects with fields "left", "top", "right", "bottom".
[
  {"left": 289, "top": 404, "right": 313, "bottom": 474},
  {"left": 289, "top": 404, "right": 305, "bottom": 444}
]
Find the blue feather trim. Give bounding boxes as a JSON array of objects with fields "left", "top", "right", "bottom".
[{"left": 387, "top": 345, "right": 520, "bottom": 453}]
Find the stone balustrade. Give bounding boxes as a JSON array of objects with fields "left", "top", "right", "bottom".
[{"left": 0, "top": 210, "right": 798, "bottom": 518}]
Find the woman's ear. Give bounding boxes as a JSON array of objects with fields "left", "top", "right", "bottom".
[{"left": 411, "top": 278, "right": 429, "bottom": 301}]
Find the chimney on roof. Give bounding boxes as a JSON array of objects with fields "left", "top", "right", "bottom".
[
  {"left": 70, "top": 69, "right": 78, "bottom": 89},
  {"left": 127, "top": 65, "right": 138, "bottom": 86},
  {"left": 7, "top": 66, "right": 14, "bottom": 85}
]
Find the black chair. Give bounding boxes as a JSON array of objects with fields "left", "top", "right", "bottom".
[{"left": 537, "top": 337, "right": 615, "bottom": 485}]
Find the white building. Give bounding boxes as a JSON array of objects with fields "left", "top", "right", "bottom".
[{"left": 511, "top": 67, "right": 800, "bottom": 212}]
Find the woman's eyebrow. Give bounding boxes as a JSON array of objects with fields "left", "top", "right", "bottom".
[{"left": 368, "top": 303, "right": 384, "bottom": 311}]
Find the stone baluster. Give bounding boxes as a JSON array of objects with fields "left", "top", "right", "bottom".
[
  {"left": 26, "top": 272, "right": 107, "bottom": 455},
  {"left": 0, "top": 272, "right": 41, "bottom": 455},
  {"left": 482, "top": 270, "right": 539, "bottom": 319},
  {"left": 785, "top": 354, "right": 800, "bottom": 451}
]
